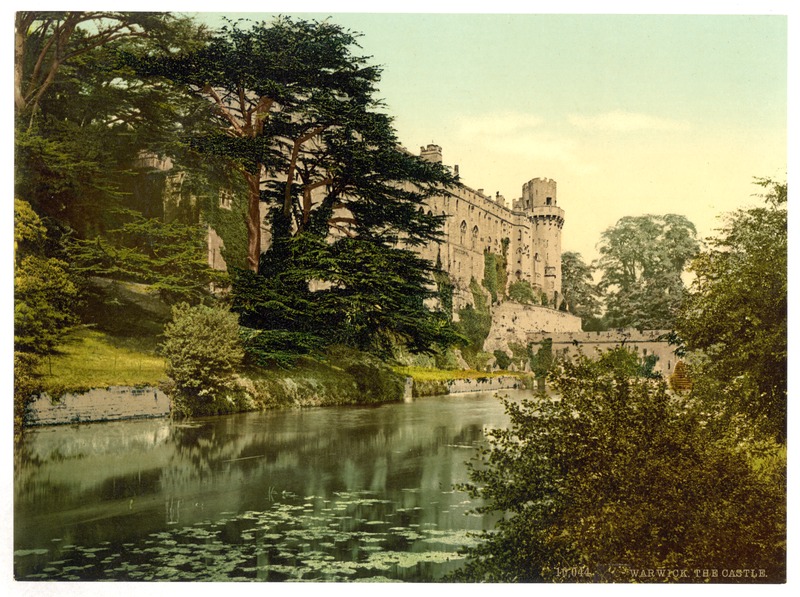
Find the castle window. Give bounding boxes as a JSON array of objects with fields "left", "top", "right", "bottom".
[
  {"left": 546, "top": 197, "right": 552, "bottom": 206},
  {"left": 219, "top": 189, "right": 234, "bottom": 210}
]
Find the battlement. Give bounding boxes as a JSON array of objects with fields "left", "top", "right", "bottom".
[
  {"left": 419, "top": 143, "right": 443, "bottom": 164},
  {"left": 413, "top": 144, "right": 566, "bottom": 305}
]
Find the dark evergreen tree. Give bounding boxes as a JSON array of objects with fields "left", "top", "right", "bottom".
[{"left": 129, "top": 16, "right": 459, "bottom": 361}]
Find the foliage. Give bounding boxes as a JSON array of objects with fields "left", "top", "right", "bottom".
[
  {"left": 482, "top": 252, "right": 499, "bottom": 302},
  {"left": 15, "top": 256, "right": 81, "bottom": 356},
  {"left": 160, "top": 303, "right": 245, "bottom": 416},
  {"left": 14, "top": 352, "right": 40, "bottom": 441},
  {"left": 233, "top": 235, "right": 459, "bottom": 365},
  {"left": 15, "top": 12, "right": 211, "bottom": 237},
  {"left": 454, "top": 349, "right": 786, "bottom": 582},
  {"left": 432, "top": 262, "right": 454, "bottom": 320},
  {"left": 482, "top": 250, "right": 508, "bottom": 303},
  {"left": 676, "top": 178, "right": 787, "bottom": 441},
  {"left": 492, "top": 350, "right": 512, "bottom": 370},
  {"left": 560, "top": 251, "right": 601, "bottom": 326},
  {"left": 15, "top": 12, "right": 199, "bottom": 120},
  {"left": 133, "top": 16, "right": 460, "bottom": 361},
  {"left": 507, "top": 279, "right": 536, "bottom": 305},
  {"left": 14, "top": 199, "right": 80, "bottom": 435},
  {"left": 69, "top": 209, "right": 228, "bottom": 304},
  {"left": 596, "top": 214, "right": 699, "bottom": 329},
  {"left": 130, "top": 16, "right": 456, "bottom": 271},
  {"left": 455, "top": 279, "right": 493, "bottom": 368}
]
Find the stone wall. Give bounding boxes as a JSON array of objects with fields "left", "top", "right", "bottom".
[
  {"left": 413, "top": 169, "right": 565, "bottom": 299},
  {"left": 526, "top": 329, "right": 681, "bottom": 377},
  {"left": 445, "top": 375, "right": 526, "bottom": 394},
  {"left": 412, "top": 374, "right": 526, "bottom": 397},
  {"left": 484, "top": 302, "right": 583, "bottom": 353},
  {"left": 27, "top": 386, "right": 170, "bottom": 426}
]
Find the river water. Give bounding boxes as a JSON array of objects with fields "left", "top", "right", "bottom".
[{"left": 14, "top": 390, "right": 526, "bottom": 582}]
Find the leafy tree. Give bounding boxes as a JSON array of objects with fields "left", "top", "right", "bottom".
[
  {"left": 507, "top": 279, "right": 536, "bottom": 305},
  {"left": 453, "top": 348, "right": 786, "bottom": 582},
  {"left": 13, "top": 199, "right": 79, "bottom": 435},
  {"left": 15, "top": 12, "right": 209, "bottom": 236},
  {"left": 160, "top": 303, "right": 245, "bottom": 416},
  {"left": 676, "top": 179, "right": 787, "bottom": 441},
  {"left": 69, "top": 209, "right": 228, "bottom": 305},
  {"left": 128, "top": 17, "right": 454, "bottom": 272},
  {"left": 530, "top": 338, "right": 553, "bottom": 391},
  {"left": 560, "top": 251, "right": 600, "bottom": 326},
  {"left": 130, "top": 17, "right": 459, "bottom": 361},
  {"left": 492, "top": 350, "right": 512, "bottom": 370},
  {"left": 15, "top": 12, "right": 173, "bottom": 120},
  {"left": 596, "top": 214, "right": 699, "bottom": 329}
]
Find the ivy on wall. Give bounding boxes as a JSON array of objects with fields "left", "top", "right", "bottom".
[
  {"left": 456, "top": 278, "right": 493, "bottom": 369},
  {"left": 483, "top": 249, "right": 508, "bottom": 303}
]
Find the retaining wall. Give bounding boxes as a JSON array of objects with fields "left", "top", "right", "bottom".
[{"left": 27, "top": 386, "right": 170, "bottom": 426}]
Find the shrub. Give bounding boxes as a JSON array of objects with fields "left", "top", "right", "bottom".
[
  {"left": 161, "top": 303, "right": 245, "bottom": 416},
  {"left": 453, "top": 348, "right": 786, "bottom": 582},
  {"left": 507, "top": 280, "right": 536, "bottom": 304},
  {"left": 492, "top": 349, "right": 512, "bottom": 370}
]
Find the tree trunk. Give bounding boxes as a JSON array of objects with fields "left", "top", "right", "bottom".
[{"left": 245, "top": 171, "right": 262, "bottom": 272}]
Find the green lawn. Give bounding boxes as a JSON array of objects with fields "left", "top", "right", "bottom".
[
  {"left": 392, "top": 365, "right": 524, "bottom": 382},
  {"left": 37, "top": 328, "right": 166, "bottom": 393}
]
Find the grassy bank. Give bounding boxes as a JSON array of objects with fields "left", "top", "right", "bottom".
[
  {"left": 392, "top": 365, "right": 526, "bottom": 382},
  {"left": 37, "top": 328, "right": 166, "bottom": 395}
]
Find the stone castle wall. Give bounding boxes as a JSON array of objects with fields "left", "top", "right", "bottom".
[
  {"left": 484, "top": 302, "right": 583, "bottom": 353},
  {"left": 526, "top": 329, "right": 681, "bottom": 377},
  {"left": 412, "top": 145, "right": 565, "bottom": 303}
]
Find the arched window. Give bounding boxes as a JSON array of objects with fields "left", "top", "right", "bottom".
[{"left": 471, "top": 225, "right": 479, "bottom": 249}]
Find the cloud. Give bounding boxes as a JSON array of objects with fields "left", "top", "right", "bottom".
[{"left": 568, "top": 110, "right": 691, "bottom": 133}]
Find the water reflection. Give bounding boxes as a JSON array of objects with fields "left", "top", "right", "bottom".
[{"left": 14, "top": 390, "right": 523, "bottom": 581}]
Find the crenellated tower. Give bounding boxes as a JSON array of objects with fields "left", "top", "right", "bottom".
[{"left": 516, "top": 178, "right": 565, "bottom": 307}]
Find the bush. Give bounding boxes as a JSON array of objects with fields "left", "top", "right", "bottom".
[
  {"left": 453, "top": 348, "right": 786, "bottom": 582},
  {"left": 507, "top": 280, "right": 536, "bottom": 304},
  {"left": 492, "top": 349, "right": 512, "bottom": 370},
  {"left": 161, "top": 303, "right": 245, "bottom": 416}
]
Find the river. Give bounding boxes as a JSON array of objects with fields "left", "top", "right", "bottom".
[{"left": 14, "top": 389, "right": 527, "bottom": 582}]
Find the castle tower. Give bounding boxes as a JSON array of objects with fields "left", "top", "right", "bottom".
[
  {"left": 521, "top": 178, "right": 565, "bottom": 306},
  {"left": 419, "top": 143, "right": 443, "bottom": 164}
]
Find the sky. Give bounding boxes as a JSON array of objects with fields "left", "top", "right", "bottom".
[{"left": 188, "top": 2, "right": 790, "bottom": 264}]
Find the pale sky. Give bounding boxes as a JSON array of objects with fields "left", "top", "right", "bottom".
[{"left": 192, "top": 3, "right": 789, "bottom": 265}]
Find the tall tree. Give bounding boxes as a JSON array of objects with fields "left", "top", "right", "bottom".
[
  {"left": 132, "top": 17, "right": 459, "bottom": 359},
  {"left": 126, "top": 17, "right": 445, "bottom": 272},
  {"left": 559, "top": 251, "right": 600, "bottom": 326},
  {"left": 596, "top": 214, "right": 699, "bottom": 329},
  {"left": 676, "top": 179, "right": 787, "bottom": 441},
  {"left": 15, "top": 11, "right": 212, "bottom": 236}
]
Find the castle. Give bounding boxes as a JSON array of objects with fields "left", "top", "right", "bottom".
[{"left": 411, "top": 144, "right": 565, "bottom": 309}]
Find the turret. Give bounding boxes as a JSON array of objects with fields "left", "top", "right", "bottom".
[
  {"left": 523, "top": 178, "right": 565, "bottom": 304},
  {"left": 419, "top": 143, "right": 443, "bottom": 164}
]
